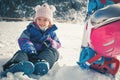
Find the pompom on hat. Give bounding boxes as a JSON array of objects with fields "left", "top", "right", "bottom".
[{"left": 34, "top": 3, "right": 56, "bottom": 24}]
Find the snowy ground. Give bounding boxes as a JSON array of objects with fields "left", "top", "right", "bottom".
[{"left": 0, "top": 21, "right": 120, "bottom": 80}]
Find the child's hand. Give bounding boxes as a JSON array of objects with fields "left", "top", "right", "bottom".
[
  {"left": 22, "top": 43, "right": 37, "bottom": 54},
  {"left": 47, "top": 37, "right": 59, "bottom": 49},
  {"left": 51, "top": 40, "right": 58, "bottom": 49},
  {"left": 24, "top": 46, "right": 37, "bottom": 54}
]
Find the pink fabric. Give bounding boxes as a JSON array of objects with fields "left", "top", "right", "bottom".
[
  {"left": 90, "top": 20, "right": 120, "bottom": 57},
  {"left": 47, "top": 37, "right": 61, "bottom": 49},
  {"left": 51, "top": 40, "right": 61, "bottom": 49}
]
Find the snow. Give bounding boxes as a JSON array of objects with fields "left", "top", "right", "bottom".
[{"left": 0, "top": 21, "right": 120, "bottom": 80}]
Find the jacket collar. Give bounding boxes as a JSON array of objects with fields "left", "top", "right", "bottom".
[{"left": 29, "top": 22, "right": 58, "bottom": 34}]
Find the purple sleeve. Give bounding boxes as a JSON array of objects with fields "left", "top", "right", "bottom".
[{"left": 18, "top": 30, "right": 36, "bottom": 54}]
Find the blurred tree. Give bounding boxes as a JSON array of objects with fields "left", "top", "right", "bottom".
[{"left": 0, "top": 0, "right": 87, "bottom": 22}]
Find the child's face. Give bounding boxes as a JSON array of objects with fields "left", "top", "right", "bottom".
[{"left": 36, "top": 17, "right": 50, "bottom": 30}]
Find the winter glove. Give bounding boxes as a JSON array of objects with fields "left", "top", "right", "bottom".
[
  {"left": 77, "top": 47, "right": 95, "bottom": 69},
  {"left": 47, "top": 37, "right": 60, "bottom": 49},
  {"left": 21, "top": 42, "right": 37, "bottom": 54},
  {"left": 77, "top": 47, "right": 104, "bottom": 69}
]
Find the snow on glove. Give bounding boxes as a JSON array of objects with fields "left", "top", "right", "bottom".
[{"left": 21, "top": 42, "right": 37, "bottom": 54}]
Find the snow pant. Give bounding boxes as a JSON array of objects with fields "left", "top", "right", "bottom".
[{"left": 3, "top": 47, "right": 59, "bottom": 71}]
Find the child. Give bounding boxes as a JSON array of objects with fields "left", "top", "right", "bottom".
[
  {"left": 85, "top": 0, "right": 120, "bottom": 21},
  {"left": 2, "top": 3, "right": 61, "bottom": 77}
]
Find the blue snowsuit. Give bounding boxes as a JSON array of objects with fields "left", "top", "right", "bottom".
[
  {"left": 3, "top": 22, "right": 61, "bottom": 71},
  {"left": 18, "top": 22, "right": 61, "bottom": 53}
]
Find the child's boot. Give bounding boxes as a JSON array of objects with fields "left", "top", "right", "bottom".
[
  {"left": 1, "top": 61, "right": 34, "bottom": 77},
  {"left": 34, "top": 60, "right": 49, "bottom": 75}
]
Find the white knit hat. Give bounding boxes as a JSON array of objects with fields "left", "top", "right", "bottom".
[{"left": 34, "top": 3, "right": 56, "bottom": 24}]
